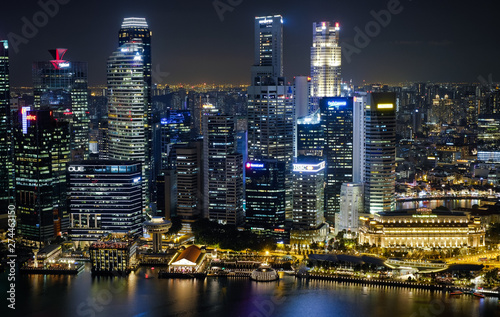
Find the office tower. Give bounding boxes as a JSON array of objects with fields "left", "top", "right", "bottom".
[
  {"left": 203, "top": 115, "right": 244, "bottom": 225},
  {"left": 310, "top": 22, "right": 341, "bottom": 99},
  {"left": 33, "top": 48, "right": 89, "bottom": 160},
  {"left": 119, "top": 17, "right": 153, "bottom": 175},
  {"left": 176, "top": 142, "right": 203, "bottom": 233},
  {"left": 335, "top": 183, "right": 364, "bottom": 235},
  {"left": 245, "top": 160, "right": 287, "bottom": 242},
  {"left": 0, "top": 40, "right": 13, "bottom": 212},
  {"left": 293, "top": 76, "right": 311, "bottom": 157},
  {"left": 292, "top": 160, "right": 325, "bottom": 229},
  {"left": 14, "top": 110, "right": 70, "bottom": 243},
  {"left": 297, "top": 110, "right": 324, "bottom": 158},
  {"left": 248, "top": 15, "right": 294, "bottom": 218},
  {"left": 353, "top": 93, "right": 367, "bottom": 183},
  {"left": 320, "top": 97, "right": 353, "bottom": 222},
  {"left": 364, "top": 92, "right": 396, "bottom": 214},
  {"left": 68, "top": 160, "right": 143, "bottom": 243},
  {"left": 107, "top": 41, "right": 148, "bottom": 208}
]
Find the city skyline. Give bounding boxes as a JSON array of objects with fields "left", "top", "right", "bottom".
[{"left": 0, "top": 0, "right": 498, "bottom": 87}]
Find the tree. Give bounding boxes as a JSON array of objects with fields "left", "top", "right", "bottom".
[
  {"left": 484, "top": 268, "right": 499, "bottom": 284},
  {"left": 168, "top": 217, "right": 183, "bottom": 235}
]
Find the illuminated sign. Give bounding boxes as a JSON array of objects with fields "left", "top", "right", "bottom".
[
  {"left": 412, "top": 214, "right": 437, "bottom": 218},
  {"left": 246, "top": 162, "right": 264, "bottom": 169},
  {"left": 58, "top": 62, "right": 70, "bottom": 68},
  {"left": 26, "top": 115, "right": 37, "bottom": 120},
  {"left": 68, "top": 166, "right": 85, "bottom": 172},
  {"left": 377, "top": 103, "right": 394, "bottom": 109},
  {"left": 259, "top": 19, "right": 273, "bottom": 24},
  {"left": 293, "top": 161, "right": 326, "bottom": 172},
  {"left": 274, "top": 228, "right": 285, "bottom": 232},
  {"left": 328, "top": 100, "right": 347, "bottom": 107}
]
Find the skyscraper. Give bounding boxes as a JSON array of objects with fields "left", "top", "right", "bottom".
[
  {"left": 33, "top": 48, "right": 89, "bottom": 160},
  {"left": 116, "top": 17, "right": 153, "bottom": 201},
  {"left": 310, "top": 22, "right": 341, "bottom": 99},
  {"left": 14, "top": 110, "right": 70, "bottom": 243},
  {"left": 364, "top": 93, "right": 396, "bottom": 214},
  {"left": 203, "top": 115, "right": 244, "bottom": 226},
  {"left": 245, "top": 160, "right": 287, "bottom": 241},
  {"left": 107, "top": 41, "right": 148, "bottom": 208},
  {"left": 0, "top": 40, "right": 13, "bottom": 212},
  {"left": 247, "top": 15, "right": 294, "bottom": 218},
  {"left": 320, "top": 97, "right": 353, "bottom": 222},
  {"left": 292, "top": 160, "right": 325, "bottom": 229}
]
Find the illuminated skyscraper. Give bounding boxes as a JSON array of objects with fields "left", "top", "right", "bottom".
[
  {"left": 364, "top": 93, "right": 396, "bottom": 214},
  {"left": 117, "top": 17, "right": 153, "bottom": 200},
  {"left": 320, "top": 97, "right": 353, "bottom": 222},
  {"left": 292, "top": 160, "right": 325, "bottom": 229},
  {"left": 248, "top": 15, "right": 294, "bottom": 218},
  {"left": 311, "top": 22, "right": 341, "bottom": 99},
  {"left": 107, "top": 41, "right": 148, "bottom": 208},
  {"left": 33, "top": 48, "right": 89, "bottom": 160},
  {"left": 14, "top": 110, "right": 70, "bottom": 243},
  {"left": 203, "top": 115, "right": 244, "bottom": 226},
  {"left": 0, "top": 40, "right": 13, "bottom": 212}
]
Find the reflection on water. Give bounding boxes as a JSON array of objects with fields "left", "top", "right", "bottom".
[
  {"left": 1, "top": 264, "right": 498, "bottom": 317},
  {"left": 397, "top": 199, "right": 481, "bottom": 211}
]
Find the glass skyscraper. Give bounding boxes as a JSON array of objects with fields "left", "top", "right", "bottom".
[
  {"left": 14, "top": 110, "right": 70, "bottom": 243},
  {"left": 320, "top": 97, "right": 353, "bottom": 222},
  {"left": 0, "top": 40, "right": 13, "bottom": 212},
  {"left": 33, "top": 48, "right": 89, "bottom": 161},
  {"left": 364, "top": 92, "right": 396, "bottom": 214},
  {"left": 247, "top": 15, "right": 294, "bottom": 219},
  {"left": 107, "top": 41, "right": 148, "bottom": 209}
]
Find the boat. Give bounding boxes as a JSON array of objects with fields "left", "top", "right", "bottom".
[
  {"left": 473, "top": 292, "right": 485, "bottom": 298},
  {"left": 449, "top": 290, "right": 463, "bottom": 295},
  {"left": 250, "top": 264, "right": 279, "bottom": 282}
]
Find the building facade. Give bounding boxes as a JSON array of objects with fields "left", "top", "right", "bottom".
[
  {"left": 364, "top": 93, "right": 396, "bottom": 214},
  {"left": 67, "top": 160, "right": 143, "bottom": 242},
  {"left": 335, "top": 183, "right": 364, "bottom": 235},
  {"left": 359, "top": 208, "right": 485, "bottom": 248},
  {"left": 310, "top": 21, "right": 341, "bottom": 98},
  {"left": 14, "top": 109, "right": 70, "bottom": 243},
  {"left": 320, "top": 97, "right": 353, "bottom": 222}
]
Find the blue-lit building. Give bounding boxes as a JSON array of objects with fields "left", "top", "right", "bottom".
[
  {"left": 160, "top": 109, "right": 192, "bottom": 169},
  {"left": 320, "top": 97, "right": 353, "bottom": 222},
  {"left": 33, "top": 48, "right": 89, "bottom": 161},
  {"left": 297, "top": 110, "right": 324, "bottom": 158},
  {"left": 245, "top": 160, "right": 287, "bottom": 242},
  {"left": 68, "top": 160, "right": 143, "bottom": 243}
]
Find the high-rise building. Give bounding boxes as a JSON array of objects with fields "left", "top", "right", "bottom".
[
  {"left": 320, "top": 97, "right": 353, "bottom": 222},
  {"left": 33, "top": 48, "right": 89, "bottom": 160},
  {"left": 176, "top": 142, "right": 203, "bottom": 233},
  {"left": 292, "top": 160, "right": 325, "bottom": 229},
  {"left": 68, "top": 160, "right": 143, "bottom": 243},
  {"left": 119, "top": 17, "right": 153, "bottom": 183},
  {"left": 160, "top": 110, "right": 192, "bottom": 169},
  {"left": 353, "top": 93, "right": 367, "bottom": 183},
  {"left": 107, "top": 41, "right": 148, "bottom": 208},
  {"left": 310, "top": 22, "right": 341, "bottom": 99},
  {"left": 245, "top": 160, "right": 287, "bottom": 242},
  {"left": 0, "top": 40, "right": 13, "bottom": 212},
  {"left": 203, "top": 115, "right": 244, "bottom": 226},
  {"left": 364, "top": 93, "right": 396, "bottom": 214},
  {"left": 14, "top": 110, "right": 70, "bottom": 243},
  {"left": 248, "top": 15, "right": 294, "bottom": 218}
]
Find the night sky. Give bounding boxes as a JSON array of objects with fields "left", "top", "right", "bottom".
[{"left": 0, "top": 0, "right": 497, "bottom": 86}]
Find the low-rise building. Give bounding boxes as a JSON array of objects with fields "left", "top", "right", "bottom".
[
  {"left": 89, "top": 238, "right": 138, "bottom": 274},
  {"left": 359, "top": 208, "right": 485, "bottom": 248}
]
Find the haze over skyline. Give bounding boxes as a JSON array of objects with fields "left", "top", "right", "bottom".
[{"left": 0, "top": 0, "right": 498, "bottom": 87}]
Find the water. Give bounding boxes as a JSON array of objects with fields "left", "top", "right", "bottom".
[
  {"left": 1, "top": 265, "right": 498, "bottom": 317},
  {"left": 396, "top": 199, "right": 481, "bottom": 211}
]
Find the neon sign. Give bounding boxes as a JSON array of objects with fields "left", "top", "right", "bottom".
[
  {"left": 26, "top": 115, "right": 37, "bottom": 120},
  {"left": 328, "top": 100, "right": 347, "bottom": 107},
  {"left": 246, "top": 162, "right": 264, "bottom": 169}
]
